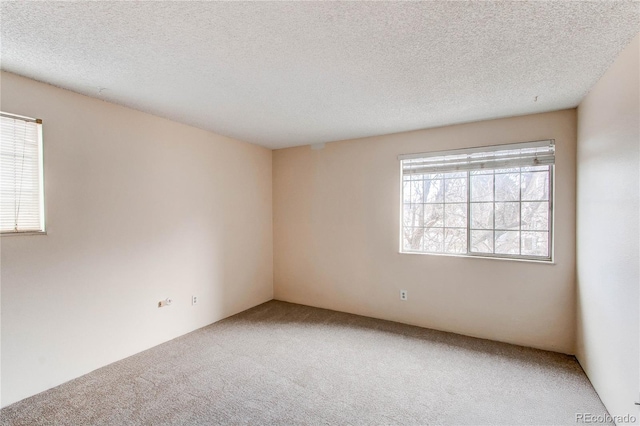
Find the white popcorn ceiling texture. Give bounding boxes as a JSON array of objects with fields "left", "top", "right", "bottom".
[{"left": 1, "top": 1, "right": 638, "bottom": 149}]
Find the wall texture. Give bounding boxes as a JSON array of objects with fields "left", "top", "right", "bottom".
[
  {"left": 576, "top": 34, "right": 639, "bottom": 422},
  {"left": 0, "top": 72, "right": 273, "bottom": 407},
  {"left": 273, "top": 109, "right": 577, "bottom": 354}
]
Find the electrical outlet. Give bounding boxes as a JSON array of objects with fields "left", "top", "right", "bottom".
[
  {"left": 400, "top": 290, "right": 408, "bottom": 301},
  {"left": 192, "top": 296, "right": 198, "bottom": 305}
]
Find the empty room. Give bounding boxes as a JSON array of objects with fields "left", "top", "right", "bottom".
[{"left": 0, "top": 1, "right": 638, "bottom": 425}]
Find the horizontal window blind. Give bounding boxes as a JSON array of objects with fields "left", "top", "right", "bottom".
[
  {"left": 399, "top": 140, "right": 555, "bottom": 175},
  {"left": 0, "top": 113, "right": 44, "bottom": 233}
]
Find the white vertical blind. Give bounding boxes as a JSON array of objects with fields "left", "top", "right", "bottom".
[{"left": 0, "top": 113, "right": 44, "bottom": 233}]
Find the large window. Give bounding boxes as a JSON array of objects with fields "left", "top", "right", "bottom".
[
  {"left": 400, "top": 140, "right": 554, "bottom": 261},
  {"left": 0, "top": 112, "right": 45, "bottom": 234}
]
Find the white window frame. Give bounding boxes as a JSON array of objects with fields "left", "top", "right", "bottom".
[
  {"left": 398, "top": 140, "right": 554, "bottom": 262},
  {"left": 0, "top": 111, "right": 46, "bottom": 235}
]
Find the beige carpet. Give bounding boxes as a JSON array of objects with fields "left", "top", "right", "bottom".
[{"left": 1, "top": 300, "right": 610, "bottom": 425}]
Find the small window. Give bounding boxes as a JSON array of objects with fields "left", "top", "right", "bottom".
[
  {"left": 0, "top": 112, "right": 45, "bottom": 234},
  {"left": 399, "top": 140, "right": 554, "bottom": 261}
]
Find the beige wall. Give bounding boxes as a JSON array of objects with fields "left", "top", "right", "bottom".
[
  {"left": 576, "top": 34, "right": 639, "bottom": 422},
  {"left": 273, "top": 109, "right": 577, "bottom": 353},
  {"left": 0, "top": 72, "right": 274, "bottom": 407}
]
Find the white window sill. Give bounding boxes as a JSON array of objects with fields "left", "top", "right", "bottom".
[
  {"left": 1, "top": 231, "right": 47, "bottom": 237},
  {"left": 399, "top": 250, "right": 555, "bottom": 264}
]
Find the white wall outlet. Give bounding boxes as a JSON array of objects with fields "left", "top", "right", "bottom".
[
  {"left": 192, "top": 296, "right": 198, "bottom": 305},
  {"left": 400, "top": 290, "right": 408, "bottom": 301}
]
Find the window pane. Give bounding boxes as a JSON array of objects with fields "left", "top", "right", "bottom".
[
  {"left": 402, "top": 181, "right": 411, "bottom": 203},
  {"left": 424, "top": 204, "right": 444, "bottom": 227},
  {"left": 403, "top": 204, "right": 424, "bottom": 227},
  {"left": 521, "top": 171, "right": 549, "bottom": 201},
  {"left": 445, "top": 172, "right": 466, "bottom": 179},
  {"left": 521, "top": 231, "right": 549, "bottom": 257},
  {"left": 444, "top": 228, "right": 467, "bottom": 253},
  {"left": 444, "top": 203, "right": 466, "bottom": 228},
  {"left": 424, "top": 179, "right": 444, "bottom": 203},
  {"left": 494, "top": 167, "right": 520, "bottom": 174},
  {"left": 402, "top": 227, "right": 423, "bottom": 251},
  {"left": 521, "top": 202, "right": 549, "bottom": 231},
  {"left": 495, "top": 202, "right": 520, "bottom": 230},
  {"left": 495, "top": 173, "right": 520, "bottom": 201},
  {"left": 470, "top": 174, "right": 494, "bottom": 202},
  {"left": 445, "top": 178, "right": 467, "bottom": 202},
  {"left": 424, "top": 228, "right": 444, "bottom": 253},
  {"left": 471, "top": 202, "right": 493, "bottom": 229},
  {"left": 410, "top": 180, "right": 424, "bottom": 203},
  {"left": 424, "top": 173, "right": 443, "bottom": 180},
  {"left": 471, "top": 230, "right": 493, "bottom": 253},
  {"left": 495, "top": 230, "right": 520, "bottom": 254}
]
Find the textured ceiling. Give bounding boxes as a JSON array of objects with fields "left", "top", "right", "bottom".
[{"left": 1, "top": 2, "right": 638, "bottom": 149}]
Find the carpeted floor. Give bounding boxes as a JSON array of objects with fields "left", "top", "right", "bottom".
[{"left": 1, "top": 300, "right": 610, "bottom": 425}]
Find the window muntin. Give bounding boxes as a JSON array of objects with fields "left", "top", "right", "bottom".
[
  {"left": 0, "top": 112, "right": 45, "bottom": 234},
  {"left": 400, "top": 141, "right": 553, "bottom": 261}
]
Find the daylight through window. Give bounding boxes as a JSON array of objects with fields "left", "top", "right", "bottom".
[
  {"left": 0, "top": 112, "right": 45, "bottom": 234},
  {"left": 400, "top": 140, "right": 554, "bottom": 260}
]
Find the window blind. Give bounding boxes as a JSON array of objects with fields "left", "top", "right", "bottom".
[
  {"left": 0, "top": 113, "right": 44, "bottom": 233},
  {"left": 399, "top": 140, "right": 555, "bottom": 175}
]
